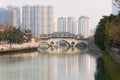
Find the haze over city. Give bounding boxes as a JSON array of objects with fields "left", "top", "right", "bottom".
[
  {"left": 0, "top": 0, "right": 120, "bottom": 80},
  {"left": 0, "top": 0, "right": 112, "bottom": 29}
]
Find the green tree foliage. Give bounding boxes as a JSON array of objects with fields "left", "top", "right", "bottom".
[
  {"left": 94, "top": 13, "right": 120, "bottom": 49},
  {"left": 106, "top": 21, "right": 120, "bottom": 47},
  {"left": 0, "top": 31, "right": 4, "bottom": 43},
  {"left": 24, "top": 29, "right": 32, "bottom": 42},
  {"left": 10, "top": 28, "right": 24, "bottom": 43},
  {"left": 0, "top": 26, "right": 24, "bottom": 44},
  {"left": 94, "top": 16, "right": 107, "bottom": 50}
]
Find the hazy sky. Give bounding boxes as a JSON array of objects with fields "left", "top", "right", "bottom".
[{"left": 0, "top": 0, "right": 112, "bottom": 29}]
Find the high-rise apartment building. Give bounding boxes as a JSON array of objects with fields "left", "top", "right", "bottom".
[
  {"left": 54, "top": 18, "right": 57, "bottom": 32},
  {"left": 112, "top": 0, "right": 120, "bottom": 15},
  {"left": 57, "top": 16, "right": 89, "bottom": 37},
  {"left": 22, "top": 5, "right": 53, "bottom": 36},
  {"left": 57, "top": 17, "right": 77, "bottom": 34},
  {"left": 12, "top": 7, "right": 21, "bottom": 28},
  {"left": 78, "top": 16, "right": 89, "bottom": 38},
  {"left": 0, "top": 6, "right": 20, "bottom": 27},
  {"left": 67, "top": 17, "right": 77, "bottom": 35},
  {"left": 57, "top": 17, "right": 67, "bottom": 32},
  {"left": 22, "top": 6, "right": 31, "bottom": 30}
]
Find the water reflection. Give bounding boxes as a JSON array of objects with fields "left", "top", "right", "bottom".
[
  {"left": 0, "top": 47, "right": 99, "bottom": 80},
  {"left": 39, "top": 46, "right": 88, "bottom": 54}
]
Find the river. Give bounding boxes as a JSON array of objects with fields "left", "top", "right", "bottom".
[{"left": 0, "top": 46, "right": 103, "bottom": 80}]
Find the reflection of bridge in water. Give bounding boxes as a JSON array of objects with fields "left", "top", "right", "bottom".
[
  {"left": 38, "top": 47, "right": 88, "bottom": 54},
  {"left": 0, "top": 51, "right": 97, "bottom": 80},
  {"left": 39, "top": 32, "right": 89, "bottom": 48}
]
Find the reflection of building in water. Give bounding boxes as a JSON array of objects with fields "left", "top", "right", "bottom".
[
  {"left": 78, "top": 53, "right": 95, "bottom": 80},
  {"left": 0, "top": 52, "right": 38, "bottom": 63},
  {"left": 0, "top": 52, "right": 38, "bottom": 80},
  {"left": 38, "top": 54, "right": 79, "bottom": 80},
  {"left": 37, "top": 53, "right": 91, "bottom": 80},
  {"left": 78, "top": 53, "right": 91, "bottom": 73},
  {"left": 39, "top": 47, "right": 82, "bottom": 54},
  {"left": 34, "top": 54, "right": 58, "bottom": 80},
  {"left": 64, "top": 55, "right": 79, "bottom": 80},
  {"left": 0, "top": 51, "right": 95, "bottom": 80}
]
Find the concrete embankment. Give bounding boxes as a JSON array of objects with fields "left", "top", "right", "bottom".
[
  {"left": 0, "top": 43, "right": 38, "bottom": 53},
  {"left": 106, "top": 48, "right": 120, "bottom": 64}
]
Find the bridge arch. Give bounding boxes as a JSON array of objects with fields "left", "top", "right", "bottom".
[
  {"left": 49, "top": 41, "right": 54, "bottom": 47},
  {"left": 75, "top": 42, "right": 87, "bottom": 50},
  {"left": 56, "top": 40, "right": 71, "bottom": 47},
  {"left": 39, "top": 37, "right": 89, "bottom": 48},
  {"left": 39, "top": 42, "right": 50, "bottom": 49},
  {"left": 71, "top": 41, "right": 75, "bottom": 47}
]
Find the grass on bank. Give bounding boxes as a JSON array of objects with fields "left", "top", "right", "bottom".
[{"left": 103, "top": 51, "right": 120, "bottom": 80}]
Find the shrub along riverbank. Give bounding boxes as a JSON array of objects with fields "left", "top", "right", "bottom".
[{"left": 103, "top": 51, "right": 120, "bottom": 80}]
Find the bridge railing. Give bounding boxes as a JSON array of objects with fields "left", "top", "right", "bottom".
[{"left": 40, "top": 37, "right": 89, "bottom": 40}]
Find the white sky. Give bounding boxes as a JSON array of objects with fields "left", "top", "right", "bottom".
[{"left": 0, "top": 0, "right": 112, "bottom": 29}]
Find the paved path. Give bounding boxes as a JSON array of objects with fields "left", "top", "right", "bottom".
[{"left": 106, "top": 48, "right": 120, "bottom": 64}]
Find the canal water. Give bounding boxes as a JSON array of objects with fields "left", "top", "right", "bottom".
[{"left": 0, "top": 47, "right": 102, "bottom": 80}]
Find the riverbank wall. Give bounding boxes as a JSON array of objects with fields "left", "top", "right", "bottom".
[
  {"left": 106, "top": 48, "right": 120, "bottom": 64},
  {"left": 0, "top": 43, "right": 38, "bottom": 53}
]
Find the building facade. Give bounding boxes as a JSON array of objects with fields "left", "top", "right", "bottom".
[
  {"left": 67, "top": 17, "right": 77, "bottom": 35},
  {"left": 112, "top": 0, "right": 120, "bottom": 15},
  {"left": 57, "top": 16, "right": 89, "bottom": 38},
  {"left": 57, "top": 17, "right": 67, "bottom": 32},
  {"left": 22, "top": 6, "right": 31, "bottom": 30},
  {"left": 57, "top": 17, "right": 77, "bottom": 35},
  {"left": 78, "top": 16, "right": 89, "bottom": 38},
  {"left": 0, "top": 6, "right": 20, "bottom": 28},
  {"left": 12, "top": 7, "right": 21, "bottom": 28},
  {"left": 22, "top": 5, "right": 53, "bottom": 36}
]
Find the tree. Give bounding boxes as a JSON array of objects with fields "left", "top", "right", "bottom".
[
  {"left": 0, "top": 25, "right": 25, "bottom": 44},
  {"left": 94, "top": 13, "right": 120, "bottom": 50},
  {"left": 10, "top": 28, "right": 24, "bottom": 43},
  {"left": 94, "top": 16, "right": 108, "bottom": 50},
  {"left": 24, "top": 29, "right": 32, "bottom": 42},
  {"left": 0, "top": 31, "right": 4, "bottom": 44},
  {"left": 106, "top": 19, "right": 120, "bottom": 47}
]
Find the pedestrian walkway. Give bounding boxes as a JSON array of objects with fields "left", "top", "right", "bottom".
[{"left": 106, "top": 47, "right": 120, "bottom": 64}]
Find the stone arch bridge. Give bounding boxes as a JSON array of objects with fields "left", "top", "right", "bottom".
[{"left": 39, "top": 38, "right": 89, "bottom": 47}]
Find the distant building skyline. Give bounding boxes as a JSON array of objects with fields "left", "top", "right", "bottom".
[
  {"left": 22, "top": 6, "right": 31, "bottom": 30},
  {"left": 57, "top": 16, "right": 90, "bottom": 38},
  {"left": 0, "top": 6, "right": 20, "bottom": 28},
  {"left": 0, "top": 0, "right": 111, "bottom": 30},
  {"left": 57, "top": 17, "right": 77, "bottom": 35},
  {"left": 67, "top": 17, "right": 77, "bottom": 35},
  {"left": 0, "top": 5, "right": 90, "bottom": 38},
  {"left": 57, "top": 17, "right": 67, "bottom": 32},
  {"left": 22, "top": 5, "right": 54, "bottom": 36},
  {"left": 78, "top": 16, "right": 89, "bottom": 38}
]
